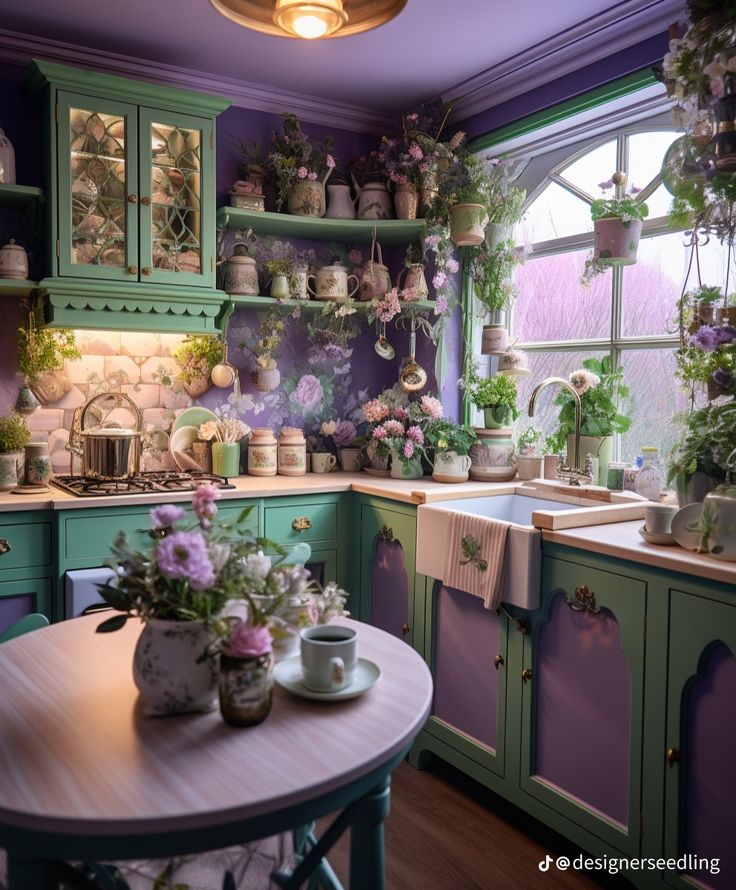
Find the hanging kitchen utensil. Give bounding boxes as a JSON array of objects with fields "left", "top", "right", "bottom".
[
  {"left": 399, "top": 320, "right": 427, "bottom": 393},
  {"left": 210, "top": 308, "right": 240, "bottom": 394},
  {"left": 374, "top": 320, "right": 395, "bottom": 360}
]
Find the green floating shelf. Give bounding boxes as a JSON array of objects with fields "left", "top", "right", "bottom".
[
  {"left": 0, "top": 183, "right": 45, "bottom": 210},
  {"left": 0, "top": 278, "right": 39, "bottom": 297},
  {"left": 228, "top": 294, "right": 436, "bottom": 314},
  {"left": 217, "top": 207, "right": 427, "bottom": 246}
]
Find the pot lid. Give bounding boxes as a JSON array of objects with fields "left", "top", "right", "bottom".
[
  {"left": 83, "top": 427, "right": 140, "bottom": 437},
  {"left": 0, "top": 239, "right": 26, "bottom": 253}
]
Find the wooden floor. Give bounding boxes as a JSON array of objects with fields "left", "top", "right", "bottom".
[{"left": 318, "top": 759, "right": 633, "bottom": 890}]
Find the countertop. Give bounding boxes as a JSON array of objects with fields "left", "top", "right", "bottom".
[{"left": 543, "top": 520, "right": 736, "bottom": 587}]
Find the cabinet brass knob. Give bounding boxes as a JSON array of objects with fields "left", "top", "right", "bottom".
[
  {"left": 521, "top": 668, "right": 532, "bottom": 683},
  {"left": 141, "top": 266, "right": 152, "bottom": 276},
  {"left": 493, "top": 654, "right": 504, "bottom": 670},
  {"left": 291, "top": 516, "right": 312, "bottom": 532},
  {"left": 379, "top": 524, "right": 394, "bottom": 542},
  {"left": 0, "top": 538, "right": 11, "bottom": 554},
  {"left": 127, "top": 194, "right": 138, "bottom": 204},
  {"left": 666, "top": 747, "right": 680, "bottom": 767},
  {"left": 401, "top": 623, "right": 410, "bottom": 638},
  {"left": 127, "top": 265, "right": 138, "bottom": 275},
  {"left": 140, "top": 196, "right": 151, "bottom": 206}
]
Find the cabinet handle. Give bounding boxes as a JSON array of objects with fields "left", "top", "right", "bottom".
[
  {"left": 127, "top": 264, "right": 138, "bottom": 275},
  {"left": 0, "top": 538, "right": 11, "bottom": 554},
  {"left": 401, "top": 623, "right": 410, "bottom": 638},
  {"left": 127, "top": 194, "right": 138, "bottom": 204},
  {"left": 141, "top": 266, "right": 153, "bottom": 276},
  {"left": 140, "top": 196, "right": 151, "bottom": 206},
  {"left": 565, "top": 584, "right": 600, "bottom": 615},
  {"left": 291, "top": 516, "right": 312, "bottom": 532},
  {"left": 379, "top": 524, "right": 394, "bottom": 542},
  {"left": 666, "top": 747, "right": 680, "bottom": 768},
  {"left": 493, "top": 654, "right": 504, "bottom": 670},
  {"left": 521, "top": 668, "right": 532, "bottom": 683}
]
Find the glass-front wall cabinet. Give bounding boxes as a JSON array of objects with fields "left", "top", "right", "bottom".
[{"left": 57, "top": 95, "right": 214, "bottom": 288}]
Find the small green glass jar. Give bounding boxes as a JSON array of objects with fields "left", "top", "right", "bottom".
[{"left": 219, "top": 651, "right": 274, "bottom": 727}]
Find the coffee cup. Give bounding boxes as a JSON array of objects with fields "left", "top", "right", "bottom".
[
  {"left": 645, "top": 503, "right": 677, "bottom": 535},
  {"left": 311, "top": 452, "right": 337, "bottom": 474},
  {"left": 300, "top": 625, "right": 357, "bottom": 692}
]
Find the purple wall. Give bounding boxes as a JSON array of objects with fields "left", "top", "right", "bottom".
[{"left": 458, "top": 33, "right": 670, "bottom": 142}]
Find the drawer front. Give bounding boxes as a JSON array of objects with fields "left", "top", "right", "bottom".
[
  {"left": 61, "top": 501, "right": 259, "bottom": 564},
  {"left": 265, "top": 501, "right": 337, "bottom": 545},
  {"left": 0, "top": 522, "right": 52, "bottom": 574},
  {"left": 0, "top": 578, "right": 53, "bottom": 630}
]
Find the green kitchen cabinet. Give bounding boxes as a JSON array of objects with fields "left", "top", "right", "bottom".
[
  {"left": 0, "top": 511, "right": 53, "bottom": 629},
  {"left": 355, "top": 496, "right": 426, "bottom": 649},
  {"left": 662, "top": 587, "right": 736, "bottom": 890},
  {"left": 519, "top": 553, "right": 646, "bottom": 857}
]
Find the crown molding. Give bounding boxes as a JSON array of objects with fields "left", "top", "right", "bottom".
[
  {"left": 0, "top": 28, "right": 394, "bottom": 135},
  {"left": 443, "top": 0, "right": 686, "bottom": 122}
]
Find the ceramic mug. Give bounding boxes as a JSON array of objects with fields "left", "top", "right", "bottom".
[
  {"left": 644, "top": 503, "right": 677, "bottom": 535},
  {"left": 311, "top": 452, "right": 337, "bottom": 473},
  {"left": 307, "top": 265, "right": 360, "bottom": 302},
  {"left": 339, "top": 448, "right": 362, "bottom": 472},
  {"left": 300, "top": 625, "right": 357, "bottom": 692}
]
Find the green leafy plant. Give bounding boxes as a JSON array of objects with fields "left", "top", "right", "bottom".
[
  {"left": 667, "top": 401, "right": 736, "bottom": 486},
  {"left": 424, "top": 419, "right": 478, "bottom": 455},
  {"left": 17, "top": 300, "right": 80, "bottom": 385},
  {"left": 267, "top": 113, "right": 336, "bottom": 210},
  {"left": 469, "top": 229, "right": 523, "bottom": 314},
  {"left": 548, "top": 356, "right": 632, "bottom": 454},
  {"left": 517, "top": 426, "right": 542, "bottom": 455},
  {"left": 468, "top": 373, "right": 519, "bottom": 414},
  {"left": 172, "top": 336, "right": 224, "bottom": 386},
  {"left": 589, "top": 194, "right": 648, "bottom": 223},
  {"left": 0, "top": 413, "right": 31, "bottom": 454},
  {"left": 438, "top": 154, "right": 525, "bottom": 224}
]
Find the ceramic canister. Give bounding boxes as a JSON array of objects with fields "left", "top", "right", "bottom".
[
  {"left": 468, "top": 428, "right": 516, "bottom": 481},
  {"left": 223, "top": 254, "right": 258, "bottom": 296},
  {"left": 0, "top": 240, "right": 29, "bottom": 280},
  {"left": 277, "top": 427, "right": 307, "bottom": 477},
  {"left": 23, "top": 442, "right": 51, "bottom": 487},
  {"left": 247, "top": 428, "right": 277, "bottom": 477}
]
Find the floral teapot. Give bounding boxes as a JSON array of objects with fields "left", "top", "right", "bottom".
[{"left": 351, "top": 174, "right": 393, "bottom": 220}]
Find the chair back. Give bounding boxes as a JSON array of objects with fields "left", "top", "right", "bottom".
[{"left": 0, "top": 612, "right": 50, "bottom": 644}]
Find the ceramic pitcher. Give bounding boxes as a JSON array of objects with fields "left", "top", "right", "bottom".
[
  {"left": 308, "top": 264, "right": 360, "bottom": 302},
  {"left": 325, "top": 183, "right": 356, "bottom": 219},
  {"left": 352, "top": 175, "right": 393, "bottom": 220}
]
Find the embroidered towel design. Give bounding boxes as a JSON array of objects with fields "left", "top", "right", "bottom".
[{"left": 444, "top": 511, "right": 511, "bottom": 609}]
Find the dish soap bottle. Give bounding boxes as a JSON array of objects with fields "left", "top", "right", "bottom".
[{"left": 636, "top": 447, "right": 662, "bottom": 501}]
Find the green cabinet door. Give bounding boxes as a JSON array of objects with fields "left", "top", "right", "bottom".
[
  {"left": 138, "top": 107, "right": 215, "bottom": 288},
  {"left": 57, "top": 91, "right": 139, "bottom": 281},
  {"left": 663, "top": 590, "right": 736, "bottom": 890},
  {"left": 358, "top": 499, "right": 419, "bottom": 646},
  {"left": 520, "top": 556, "right": 646, "bottom": 856}
]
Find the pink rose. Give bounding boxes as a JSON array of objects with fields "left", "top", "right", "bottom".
[
  {"left": 326, "top": 154, "right": 336, "bottom": 168},
  {"left": 292, "top": 374, "right": 324, "bottom": 411},
  {"left": 225, "top": 622, "right": 272, "bottom": 658},
  {"left": 298, "top": 166, "right": 308, "bottom": 179}
]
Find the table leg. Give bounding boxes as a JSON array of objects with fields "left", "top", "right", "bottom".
[{"left": 348, "top": 776, "right": 391, "bottom": 890}]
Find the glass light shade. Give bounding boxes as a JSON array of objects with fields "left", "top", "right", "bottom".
[{"left": 274, "top": 0, "right": 348, "bottom": 38}]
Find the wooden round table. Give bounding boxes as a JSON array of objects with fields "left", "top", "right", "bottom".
[{"left": 0, "top": 615, "right": 432, "bottom": 889}]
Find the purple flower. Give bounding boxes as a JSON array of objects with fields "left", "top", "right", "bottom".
[
  {"left": 150, "top": 504, "right": 186, "bottom": 531},
  {"left": 433, "top": 271, "right": 447, "bottom": 289},
  {"left": 192, "top": 484, "right": 220, "bottom": 529},
  {"left": 403, "top": 440, "right": 414, "bottom": 459},
  {"left": 688, "top": 326, "right": 719, "bottom": 351},
  {"left": 407, "top": 425, "right": 424, "bottom": 444},
  {"left": 292, "top": 374, "right": 324, "bottom": 411},
  {"left": 712, "top": 367, "right": 733, "bottom": 389},
  {"left": 156, "top": 530, "right": 216, "bottom": 591},
  {"left": 425, "top": 234, "right": 440, "bottom": 250},
  {"left": 333, "top": 419, "right": 357, "bottom": 447}
]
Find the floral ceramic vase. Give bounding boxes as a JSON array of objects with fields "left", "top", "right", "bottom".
[
  {"left": 15, "top": 385, "right": 40, "bottom": 414},
  {"left": 449, "top": 202, "right": 489, "bottom": 246},
  {"left": 133, "top": 618, "right": 219, "bottom": 716},
  {"left": 432, "top": 450, "right": 471, "bottom": 483},
  {"left": 23, "top": 442, "right": 51, "bottom": 487},
  {"left": 0, "top": 452, "right": 23, "bottom": 491},
  {"left": 288, "top": 181, "right": 326, "bottom": 217},
  {"left": 219, "top": 651, "right": 274, "bottom": 727},
  {"left": 389, "top": 449, "right": 424, "bottom": 479},
  {"left": 339, "top": 447, "right": 362, "bottom": 472}
]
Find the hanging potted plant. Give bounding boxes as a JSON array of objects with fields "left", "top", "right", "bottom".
[
  {"left": 0, "top": 413, "right": 30, "bottom": 490},
  {"left": 17, "top": 298, "right": 80, "bottom": 408},
  {"left": 668, "top": 402, "right": 736, "bottom": 505},
  {"left": 425, "top": 419, "right": 477, "bottom": 483},
  {"left": 241, "top": 307, "right": 286, "bottom": 393},
  {"left": 172, "top": 336, "right": 224, "bottom": 399},
  {"left": 267, "top": 113, "right": 336, "bottom": 217},
  {"left": 582, "top": 176, "right": 648, "bottom": 283},
  {"left": 436, "top": 152, "right": 511, "bottom": 247}
]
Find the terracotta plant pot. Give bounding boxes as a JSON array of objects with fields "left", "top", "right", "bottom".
[
  {"left": 716, "top": 306, "right": 736, "bottom": 325},
  {"left": 593, "top": 218, "right": 643, "bottom": 265},
  {"left": 516, "top": 454, "right": 544, "bottom": 481},
  {"left": 449, "top": 202, "right": 489, "bottom": 247},
  {"left": 251, "top": 367, "right": 281, "bottom": 393},
  {"left": 182, "top": 373, "right": 212, "bottom": 399}
]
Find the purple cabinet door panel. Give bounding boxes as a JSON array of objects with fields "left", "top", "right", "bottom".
[
  {"left": 0, "top": 594, "right": 34, "bottom": 635},
  {"left": 433, "top": 585, "right": 500, "bottom": 751},
  {"left": 532, "top": 593, "right": 631, "bottom": 827},
  {"left": 370, "top": 536, "right": 410, "bottom": 641},
  {"left": 681, "top": 643, "right": 736, "bottom": 890}
]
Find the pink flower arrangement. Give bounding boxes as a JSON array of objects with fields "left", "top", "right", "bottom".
[
  {"left": 224, "top": 622, "right": 273, "bottom": 658},
  {"left": 420, "top": 395, "right": 443, "bottom": 419},
  {"left": 362, "top": 399, "right": 390, "bottom": 423},
  {"left": 359, "top": 388, "right": 445, "bottom": 470}
]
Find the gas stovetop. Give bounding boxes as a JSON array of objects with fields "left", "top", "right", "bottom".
[{"left": 50, "top": 471, "right": 236, "bottom": 498}]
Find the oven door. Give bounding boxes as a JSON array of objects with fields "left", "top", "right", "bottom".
[{"left": 64, "top": 568, "right": 117, "bottom": 618}]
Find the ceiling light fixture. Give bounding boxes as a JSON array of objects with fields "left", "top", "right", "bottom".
[{"left": 209, "top": 0, "right": 407, "bottom": 40}]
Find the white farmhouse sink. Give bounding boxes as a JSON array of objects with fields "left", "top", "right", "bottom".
[{"left": 416, "top": 492, "right": 644, "bottom": 609}]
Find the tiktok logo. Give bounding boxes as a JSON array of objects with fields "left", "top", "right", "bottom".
[{"left": 538, "top": 855, "right": 553, "bottom": 872}]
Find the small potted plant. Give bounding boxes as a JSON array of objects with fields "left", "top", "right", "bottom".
[
  {"left": 264, "top": 258, "right": 295, "bottom": 301},
  {"left": 425, "top": 419, "right": 477, "bottom": 483},
  {"left": 582, "top": 176, "right": 648, "bottom": 283},
  {"left": 17, "top": 299, "right": 80, "bottom": 408},
  {"left": 515, "top": 426, "right": 544, "bottom": 481},
  {"left": 172, "top": 336, "right": 224, "bottom": 398},
  {"left": 668, "top": 402, "right": 736, "bottom": 505},
  {"left": 267, "top": 113, "right": 336, "bottom": 217},
  {"left": 241, "top": 308, "right": 286, "bottom": 393},
  {"left": 468, "top": 374, "right": 520, "bottom": 429},
  {"left": 0, "top": 413, "right": 30, "bottom": 490}
]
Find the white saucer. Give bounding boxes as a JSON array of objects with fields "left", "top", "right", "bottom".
[
  {"left": 273, "top": 656, "right": 381, "bottom": 701},
  {"left": 671, "top": 503, "right": 705, "bottom": 551},
  {"left": 638, "top": 525, "right": 676, "bottom": 546}
]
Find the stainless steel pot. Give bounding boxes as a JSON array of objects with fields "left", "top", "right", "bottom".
[{"left": 76, "top": 393, "right": 143, "bottom": 478}]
